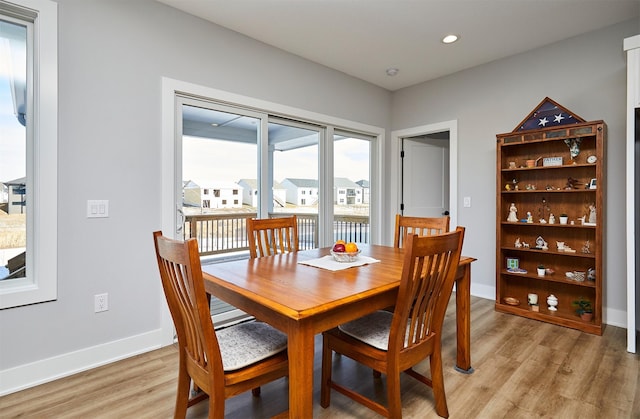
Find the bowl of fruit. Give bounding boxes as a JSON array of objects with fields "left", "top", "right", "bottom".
[{"left": 330, "top": 240, "right": 360, "bottom": 262}]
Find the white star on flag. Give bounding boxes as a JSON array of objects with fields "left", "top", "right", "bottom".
[
  {"left": 554, "top": 114, "right": 565, "bottom": 123},
  {"left": 538, "top": 117, "right": 549, "bottom": 127}
]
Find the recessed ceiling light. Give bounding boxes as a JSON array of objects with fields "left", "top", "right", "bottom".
[
  {"left": 442, "top": 34, "right": 459, "bottom": 44},
  {"left": 386, "top": 68, "right": 399, "bottom": 76}
]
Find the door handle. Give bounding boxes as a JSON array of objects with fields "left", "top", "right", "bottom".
[{"left": 176, "top": 206, "right": 184, "bottom": 237}]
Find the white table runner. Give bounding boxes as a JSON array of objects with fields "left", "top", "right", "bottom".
[{"left": 298, "top": 255, "right": 381, "bottom": 271}]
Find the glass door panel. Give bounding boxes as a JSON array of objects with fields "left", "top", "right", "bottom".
[
  {"left": 268, "top": 119, "right": 320, "bottom": 249},
  {"left": 333, "top": 131, "right": 371, "bottom": 244},
  {"left": 180, "top": 101, "right": 261, "bottom": 324}
]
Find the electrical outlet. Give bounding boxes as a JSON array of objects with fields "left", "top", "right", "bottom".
[
  {"left": 463, "top": 196, "right": 472, "bottom": 208},
  {"left": 95, "top": 293, "right": 108, "bottom": 313}
]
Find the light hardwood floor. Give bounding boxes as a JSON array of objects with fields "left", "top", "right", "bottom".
[{"left": 2, "top": 296, "right": 639, "bottom": 418}]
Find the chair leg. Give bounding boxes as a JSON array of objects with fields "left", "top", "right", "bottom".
[
  {"left": 320, "top": 334, "right": 333, "bottom": 408},
  {"left": 429, "top": 349, "right": 449, "bottom": 418},
  {"left": 208, "top": 397, "right": 225, "bottom": 419},
  {"left": 174, "top": 362, "right": 190, "bottom": 418},
  {"left": 251, "top": 387, "right": 261, "bottom": 397},
  {"left": 386, "top": 369, "right": 403, "bottom": 419}
]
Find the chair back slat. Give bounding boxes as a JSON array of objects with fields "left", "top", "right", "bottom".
[
  {"left": 393, "top": 214, "right": 450, "bottom": 248},
  {"left": 153, "top": 232, "right": 223, "bottom": 379},
  {"left": 247, "top": 216, "right": 299, "bottom": 259},
  {"left": 390, "top": 227, "right": 464, "bottom": 351}
]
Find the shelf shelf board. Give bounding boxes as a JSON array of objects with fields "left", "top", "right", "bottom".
[
  {"left": 500, "top": 270, "right": 597, "bottom": 287},
  {"left": 500, "top": 222, "right": 596, "bottom": 229},
  {"left": 495, "top": 302, "right": 602, "bottom": 335},
  {"left": 501, "top": 189, "right": 596, "bottom": 194},
  {"left": 501, "top": 163, "right": 596, "bottom": 172},
  {"left": 500, "top": 246, "right": 596, "bottom": 259}
]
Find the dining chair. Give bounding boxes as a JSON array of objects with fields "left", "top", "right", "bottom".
[
  {"left": 153, "top": 231, "right": 289, "bottom": 419},
  {"left": 246, "top": 215, "right": 299, "bottom": 259},
  {"left": 393, "top": 214, "right": 450, "bottom": 248},
  {"left": 320, "top": 227, "right": 465, "bottom": 418}
]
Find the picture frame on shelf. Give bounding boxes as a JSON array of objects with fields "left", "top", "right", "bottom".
[{"left": 588, "top": 178, "right": 597, "bottom": 189}]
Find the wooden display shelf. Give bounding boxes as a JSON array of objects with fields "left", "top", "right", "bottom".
[{"left": 495, "top": 98, "right": 604, "bottom": 335}]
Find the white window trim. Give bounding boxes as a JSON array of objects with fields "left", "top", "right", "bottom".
[
  {"left": 0, "top": 0, "right": 58, "bottom": 309},
  {"left": 161, "top": 77, "right": 384, "bottom": 345}
]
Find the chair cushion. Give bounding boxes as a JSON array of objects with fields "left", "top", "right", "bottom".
[
  {"left": 216, "top": 321, "right": 287, "bottom": 371},
  {"left": 338, "top": 310, "right": 396, "bottom": 351}
]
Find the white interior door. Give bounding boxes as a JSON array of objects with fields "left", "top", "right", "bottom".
[{"left": 401, "top": 134, "right": 450, "bottom": 218}]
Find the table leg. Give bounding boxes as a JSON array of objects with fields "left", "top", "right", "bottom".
[
  {"left": 454, "top": 263, "right": 474, "bottom": 374},
  {"left": 287, "top": 322, "right": 315, "bottom": 417}
]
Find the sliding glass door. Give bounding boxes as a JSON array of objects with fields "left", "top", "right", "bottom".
[{"left": 171, "top": 92, "right": 379, "bottom": 325}]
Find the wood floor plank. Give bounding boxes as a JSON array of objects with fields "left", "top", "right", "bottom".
[{"left": 1, "top": 296, "right": 638, "bottom": 418}]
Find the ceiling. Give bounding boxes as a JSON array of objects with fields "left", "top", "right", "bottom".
[{"left": 157, "top": 0, "right": 639, "bottom": 91}]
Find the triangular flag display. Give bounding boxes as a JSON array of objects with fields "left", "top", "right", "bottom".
[{"left": 514, "top": 97, "right": 585, "bottom": 132}]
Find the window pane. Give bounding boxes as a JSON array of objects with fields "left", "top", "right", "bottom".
[
  {"left": 181, "top": 105, "right": 259, "bottom": 255},
  {"left": 0, "top": 18, "right": 27, "bottom": 280},
  {"left": 269, "top": 121, "right": 319, "bottom": 249},
  {"left": 333, "top": 133, "right": 371, "bottom": 244}
]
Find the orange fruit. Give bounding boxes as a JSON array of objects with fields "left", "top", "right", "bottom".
[
  {"left": 345, "top": 242, "right": 358, "bottom": 253},
  {"left": 335, "top": 240, "right": 346, "bottom": 245}
]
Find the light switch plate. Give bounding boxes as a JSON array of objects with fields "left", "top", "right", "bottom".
[
  {"left": 87, "top": 200, "right": 109, "bottom": 218},
  {"left": 463, "top": 196, "right": 471, "bottom": 208}
]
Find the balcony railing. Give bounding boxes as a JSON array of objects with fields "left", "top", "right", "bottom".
[{"left": 184, "top": 212, "right": 369, "bottom": 256}]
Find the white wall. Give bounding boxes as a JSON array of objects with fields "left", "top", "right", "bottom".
[
  {"left": 391, "top": 19, "right": 637, "bottom": 323},
  {"left": 0, "top": 0, "right": 390, "bottom": 394},
  {"left": 0, "top": 0, "right": 635, "bottom": 395}
]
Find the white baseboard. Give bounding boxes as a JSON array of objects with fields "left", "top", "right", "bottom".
[{"left": 0, "top": 329, "right": 164, "bottom": 396}]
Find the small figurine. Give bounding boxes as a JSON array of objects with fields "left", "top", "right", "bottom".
[
  {"left": 588, "top": 204, "right": 596, "bottom": 224},
  {"left": 515, "top": 238, "right": 522, "bottom": 248},
  {"left": 549, "top": 213, "right": 556, "bottom": 224},
  {"left": 547, "top": 294, "right": 558, "bottom": 311},
  {"left": 582, "top": 240, "right": 591, "bottom": 254},
  {"left": 535, "top": 236, "right": 548, "bottom": 250},
  {"left": 564, "top": 138, "right": 583, "bottom": 160},
  {"left": 526, "top": 212, "right": 533, "bottom": 223},
  {"left": 507, "top": 203, "right": 518, "bottom": 222},
  {"left": 564, "top": 177, "right": 581, "bottom": 189}
]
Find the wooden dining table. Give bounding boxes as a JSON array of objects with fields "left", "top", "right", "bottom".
[{"left": 202, "top": 244, "right": 475, "bottom": 418}]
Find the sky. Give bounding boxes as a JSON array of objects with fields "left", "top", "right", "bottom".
[
  {"left": 0, "top": 75, "right": 26, "bottom": 183},
  {"left": 182, "top": 135, "right": 370, "bottom": 186}
]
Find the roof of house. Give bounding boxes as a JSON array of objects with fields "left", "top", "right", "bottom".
[
  {"left": 281, "top": 178, "right": 318, "bottom": 188},
  {"left": 334, "top": 177, "right": 360, "bottom": 188}
]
